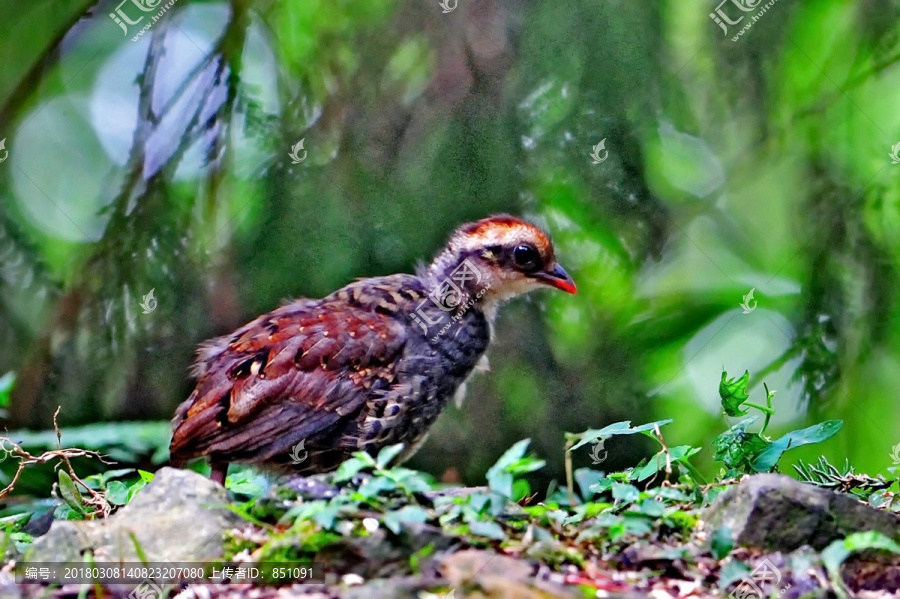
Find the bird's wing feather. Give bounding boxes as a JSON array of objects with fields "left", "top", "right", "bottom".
[{"left": 170, "top": 294, "right": 409, "bottom": 464}]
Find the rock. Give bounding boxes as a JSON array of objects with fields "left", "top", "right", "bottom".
[
  {"left": 438, "top": 549, "right": 582, "bottom": 598},
  {"left": 25, "top": 467, "right": 242, "bottom": 564},
  {"left": 341, "top": 576, "right": 434, "bottom": 599},
  {"left": 702, "top": 473, "right": 900, "bottom": 552}
]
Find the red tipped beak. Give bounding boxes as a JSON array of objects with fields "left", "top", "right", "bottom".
[{"left": 534, "top": 264, "right": 577, "bottom": 294}]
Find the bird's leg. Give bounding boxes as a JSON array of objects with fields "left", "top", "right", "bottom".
[{"left": 210, "top": 461, "right": 228, "bottom": 486}]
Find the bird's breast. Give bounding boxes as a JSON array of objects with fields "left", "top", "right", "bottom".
[{"left": 353, "top": 305, "right": 491, "bottom": 453}]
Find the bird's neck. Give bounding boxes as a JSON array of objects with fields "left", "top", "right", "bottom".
[
  {"left": 419, "top": 250, "right": 496, "bottom": 321},
  {"left": 423, "top": 250, "right": 482, "bottom": 291}
]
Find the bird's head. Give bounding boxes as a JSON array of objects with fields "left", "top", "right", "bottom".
[{"left": 424, "top": 215, "right": 576, "bottom": 316}]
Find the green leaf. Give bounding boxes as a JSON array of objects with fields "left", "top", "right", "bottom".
[
  {"left": 568, "top": 419, "right": 673, "bottom": 451},
  {"left": 618, "top": 514, "right": 653, "bottom": 538},
  {"left": 455, "top": 494, "right": 483, "bottom": 516},
  {"left": 511, "top": 479, "right": 531, "bottom": 502},
  {"left": 710, "top": 526, "right": 734, "bottom": 560},
  {"left": 468, "top": 519, "right": 506, "bottom": 540},
  {"left": 487, "top": 471, "right": 513, "bottom": 498},
  {"left": 489, "top": 439, "right": 531, "bottom": 471},
  {"left": 225, "top": 469, "right": 265, "bottom": 497},
  {"left": 486, "top": 439, "right": 543, "bottom": 498},
  {"left": 312, "top": 504, "right": 341, "bottom": 530},
  {"left": 57, "top": 470, "right": 86, "bottom": 515},
  {"left": 376, "top": 444, "right": 405, "bottom": 469},
  {"left": 633, "top": 498, "right": 665, "bottom": 518},
  {"left": 719, "top": 370, "right": 751, "bottom": 416},
  {"left": 99, "top": 468, "right": 136, "bottom": 486},
  {"left": 383, "top": 505, "right": 428, "bottom": 534},
  {"left": 652, "top": 486, "right": 692, "bottom": 502},
  {"left": 588, "top": 477, "right": 616, "bottom": 495},
  {"left": 750, "top": 420, "right": 843, "bottom": 472},
  {"left": 505, "top": 456, "right": 546, "bottom": 477},
  {"left": 632, "top": 446, "right": 701, "bottom": 481},
  {"left": 333, "top": 457, "right": 370, "bottom": 483},
  {"left": 138, "top": 470, "right": 155, "bottom": 483},
  {"left": 105, "top": 481, "right": 130, "bottom": 506},
  {"left": 385, "top": 468, "right": 433, "bottom": 494},
  {"left": 0, "top": 513, "right": 31, "bottom": 533},
  {"left": 350, "top": 450, "right": 378, "bottom": 467},
  {"left": 611, "top": 483, "right": 640, "bottom": 503},
  {"left": 711, "top": 417, "right": 767, "bottom": 470},
  {"left": 358, "top": 475, "right": 397, "bottom": 499},
  {"left": 55, "top": 505, "right": 83, "bottom": 521},
  {"left": 126, "top": 480, "right": 147, "bottom": 503},
  {"left": 574, "top": 468, "right": 607, "bottom": 499}
]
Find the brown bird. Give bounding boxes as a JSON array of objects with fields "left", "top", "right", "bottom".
[{"left": 169, "top": 215, "right": 576, "bottom": 484}]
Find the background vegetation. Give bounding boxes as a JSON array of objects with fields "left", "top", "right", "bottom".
[{"left": 1, "top": 0, "right": 900, "bottom": 494}]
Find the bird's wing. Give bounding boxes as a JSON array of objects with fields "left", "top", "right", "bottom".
[{"left": 169, "top": 294, "right": 409, "bottom": 464}]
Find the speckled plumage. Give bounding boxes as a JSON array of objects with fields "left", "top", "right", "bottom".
[{"left": 169, "top": 215, "right": 575, "bottom": 483}]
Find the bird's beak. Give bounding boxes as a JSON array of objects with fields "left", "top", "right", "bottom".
[{"left": 532, "top": 263, "right": 577, "bottom": 294}]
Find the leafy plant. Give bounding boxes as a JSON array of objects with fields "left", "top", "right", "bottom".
[
  {"left": 566, "top": 418, "right": 705, "bottom": 501},
  {"left": 83, "top": 468, "right": 155, "bottom": 507},
  {"left": 485, "top": 438, "right": 545, "bottom": 502},
  {"left": 712, "top": 370, "right": 842, "bottom": 476}
]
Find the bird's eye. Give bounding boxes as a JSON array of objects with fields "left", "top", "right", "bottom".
[{"left": 512, "top": 245, "right": 541, "bottom": 271}]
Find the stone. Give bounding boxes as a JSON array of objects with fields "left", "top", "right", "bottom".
[
  {"left": 702, "top": 473, "right": 900, "bottom": 551},
  {"left": 438, "top": 549, "right": 585, "bottom": 598},
  {"left": 25, "top": 467, "right": 242, "bottom": 564}
]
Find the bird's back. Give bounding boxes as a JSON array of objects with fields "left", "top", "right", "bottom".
[{"left": 170, "top": 273, "right": 491, "bottom": 474}]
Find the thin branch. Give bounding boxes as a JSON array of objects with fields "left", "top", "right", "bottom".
[{"left": 0, "top": 407, "right": 113, "bottom": 518}]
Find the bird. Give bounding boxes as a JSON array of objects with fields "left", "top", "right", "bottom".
[{"left": 169, "top": 215, "right": 576, "bottom": 485}]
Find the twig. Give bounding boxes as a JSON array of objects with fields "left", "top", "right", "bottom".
[
  {"left": 0, "top": 408, "right": 113, "bottom": 517},
  {"left": 564, "top": 438, "right": 576, "bottom": 506},
  {"left": 50, "top": 407, "right": 112, "bottom": 518}
]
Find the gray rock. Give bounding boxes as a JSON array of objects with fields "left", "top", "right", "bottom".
[
  {"left": 438, "top": 549, "right": 587, "bottom": 598},
  {"left": 25, "top": 467, "right": 242, "bottom": 564},
  {"left": 703, "top": 473, "right": 900, "bottom": 551}
]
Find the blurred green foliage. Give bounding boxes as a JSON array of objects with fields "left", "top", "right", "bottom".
[{"left": 0, "top": 0, "right": 900, "bottom": 493}]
